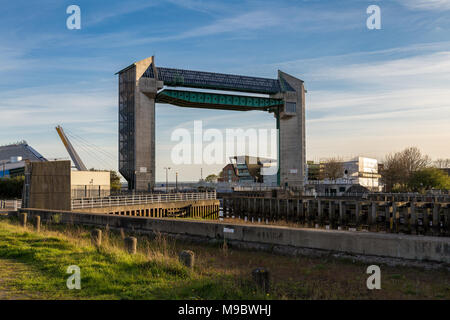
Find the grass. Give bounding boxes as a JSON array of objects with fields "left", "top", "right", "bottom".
[{"left": 0, "top": 217, "right": 449, "bottom": 300}]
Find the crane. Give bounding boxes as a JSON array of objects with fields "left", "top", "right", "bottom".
[{"left": 55, "top": 125, "right": 88, "bottom": 171}]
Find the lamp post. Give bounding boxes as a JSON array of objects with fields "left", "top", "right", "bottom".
[
  {"left": 164, "top": 167, "right": 171, "bottom": 193},
  {"left": 176, "top": 172, "right": 178, "bottom": 192}
]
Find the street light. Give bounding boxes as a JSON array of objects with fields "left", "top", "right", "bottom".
[
  {"left": 176, "top": 172, "right": 178, "bottom": 192},
  {"left": 164, "top": 167, "right": 171, "bottom": 193}
]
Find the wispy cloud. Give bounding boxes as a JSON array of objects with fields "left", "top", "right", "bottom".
[
  {"left": 85, "top": 1, "right": 162, "bottom": 26},
  {"left": 311, "top": 51, "right": 450, "bottom": 87},
  {"left": 398, "top": 0, "right": 450, "bottom": 11}
]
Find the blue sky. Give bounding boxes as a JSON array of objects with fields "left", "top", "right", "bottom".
[{"left": 1, "top": 0, "right": 450, "bottom": 181}]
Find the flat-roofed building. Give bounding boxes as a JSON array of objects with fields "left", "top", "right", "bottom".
[
  {"left": 306, "top": 156, "right": 382, "bottom": 194},
  {"left": 71, "top": 170, "right": 111, "bottom": 198}
]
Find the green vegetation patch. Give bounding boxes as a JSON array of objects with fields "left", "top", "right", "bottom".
[{"left": 0, "top": 220, "right": 262, "bottom": 300}]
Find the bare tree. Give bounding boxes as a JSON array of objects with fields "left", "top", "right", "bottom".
[
  {"left": 381, "top": 152, "right": 407, "bottom": 192},
  {"left": 381, "top": 147, "right": 431, "bottom": 192},
  {"left": 399, "top": 147, "right": 431, "bottom": 177},
  {"left": 322, "top": 158, "right": 344, "bottom": 182},
  {"left": 434, "top": 158, "right": 450, "bottom": 168}
]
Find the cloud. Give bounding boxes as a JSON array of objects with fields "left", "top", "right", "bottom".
[
  {"left": 0, "top": 86, "right": 116, "bottom": 128},
  {"left": 85, "top": 2, "right": 162, "bottom": 26},
  {"left": 256, "top": 44, "right": 450, "bottom": 160},
  {"left": 311, "top": 51, "right": 450, "bottom": 86},
  {"left": 398, "top": 0, "right": 450, "bottom": 11}
]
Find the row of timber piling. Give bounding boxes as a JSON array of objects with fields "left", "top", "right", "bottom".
[{"left": 220, "top": 191, "right": 450, "bottom": 236}]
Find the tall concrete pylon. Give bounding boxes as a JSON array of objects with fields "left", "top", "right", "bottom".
[
  {"left": 272, "top": 70, "right": 306, "bottom": 188},
  {"left": 117, "top": 56, "right": 162, "bottom": 191}
]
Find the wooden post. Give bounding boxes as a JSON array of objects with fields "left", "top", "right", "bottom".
[
  {"left": 252, "top": 268, "right": 270, "bottom": 293},
  {"left": 370, "top": 202, "right": 377, "bottom": 230},
  {"left": 124, "top": 236, "right": 137, "bottom": 254},
  {"left": 329, "top": 201, "right": 335, "bottom": 228},
  {"left": 392, "top": 202, "right": 398, "bottom": 233},
  {"left": 91, "top": 229, "right": 102, "bottom": 247},
  {"left": 432, "top": 204, "right": 440, "bottom": 235},
  {"left": 339, "top": 201, "right": 345, "bottom": 228},
  {"left": 20, "top": 212, "right": 27, "bottom": 227},
  {"left": 317, "top": 199, "right": 322, "bottom": 227},
  {"left": 410, "top": 201, "right": 416, "bottom": 234},
  {"left": 34, "top": 216, "right": 41, "bottom": 232},
  {"left": 179, "top": 250, "right": 195, "bottom": 268},
  {"left": 277, "top": 199, "right": 280, "bottom": 221},
  {"left": 286, "top": 199, "right": 289, "bottom": 222},
  {"left": 355, "top": 201, "right": 361, "bottom": 227}
]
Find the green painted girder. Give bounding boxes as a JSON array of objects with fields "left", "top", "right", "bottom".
[{"left": 156, "top": 89, "right": 283, "bottom": 111}]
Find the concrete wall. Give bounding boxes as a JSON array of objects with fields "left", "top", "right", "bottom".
[
  {"left": 27, "top": 161, "right": 71, "bottom": 211},
  {"left": 19, "top": 208, "right": 450, "bottom": 263}
]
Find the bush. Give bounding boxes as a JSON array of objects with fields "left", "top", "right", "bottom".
[
  {"left": 409, "top": 168, "right": 450, "bottom": 193},
  {"left": 0, "top": 176, "right": 24, "bottom": 199}
]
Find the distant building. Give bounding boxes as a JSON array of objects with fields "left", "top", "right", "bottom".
[
  {"left": 306, "top": 156, "right": 382, "bottom": 194},
  {"left": 218, "top": 163, "right": 239, "bottom": 183},
  {"left": 219, "top": 156, "right": 277, "bottom": 186},
  {"left": 0, "top": 141, "right": 46, "bottom": 178}
]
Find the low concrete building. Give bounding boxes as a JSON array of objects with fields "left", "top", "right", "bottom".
[
  {"left": 71, "top": 170, "right": 111, "bottom": 198},
  {"left": 22, "top": 161, "right": 111, "bottom": 210}
]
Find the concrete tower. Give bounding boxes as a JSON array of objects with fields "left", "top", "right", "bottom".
[
  {"left": 272, "top": 71, "right": 306, "bottom": 189},
  {"left": 117, "top": 56, "right": 162, "bottom": 191}
]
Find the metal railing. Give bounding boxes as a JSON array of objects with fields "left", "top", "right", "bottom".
[
  {"left": 71, "top": 191, "right": 217, "bottom": 210},
  {"left": 0, "top": 199, "right": 21, "bottom": 210}
]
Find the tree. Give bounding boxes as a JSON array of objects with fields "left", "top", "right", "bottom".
[
  {"left": 434, "top": 158, "right": 450, "bottom": 169},
  {"left": 409, "top": 168, "right": 450, "bottom": 193},
  {"left": 0, "top": 176, "right": 24, "bottom": 199},
  {"left": 400, "top": 147, "right": 431, "bottom": 178},
  {"left": 322, "top": 158, "right": 344, "bottom": 181},
  {"left": 381, "top": 152, "right": 408, "bottom": 192},
  {"left": 110, "top": 170, "right": 122, "bottom": 192},
  {"left": 205, "top": 174, "right": 218, "bottom": 183},
  {"left": 381, "top": 147, "right": 430, "bottom": 192}
]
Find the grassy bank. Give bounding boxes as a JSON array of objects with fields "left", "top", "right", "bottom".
[{"left": 0, "top": 217, "right": 449, "bottom": 300}]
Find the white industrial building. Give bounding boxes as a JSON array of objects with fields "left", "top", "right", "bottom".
[{"left": 307, "top": 156, "right": 382, "bottom": 195}]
